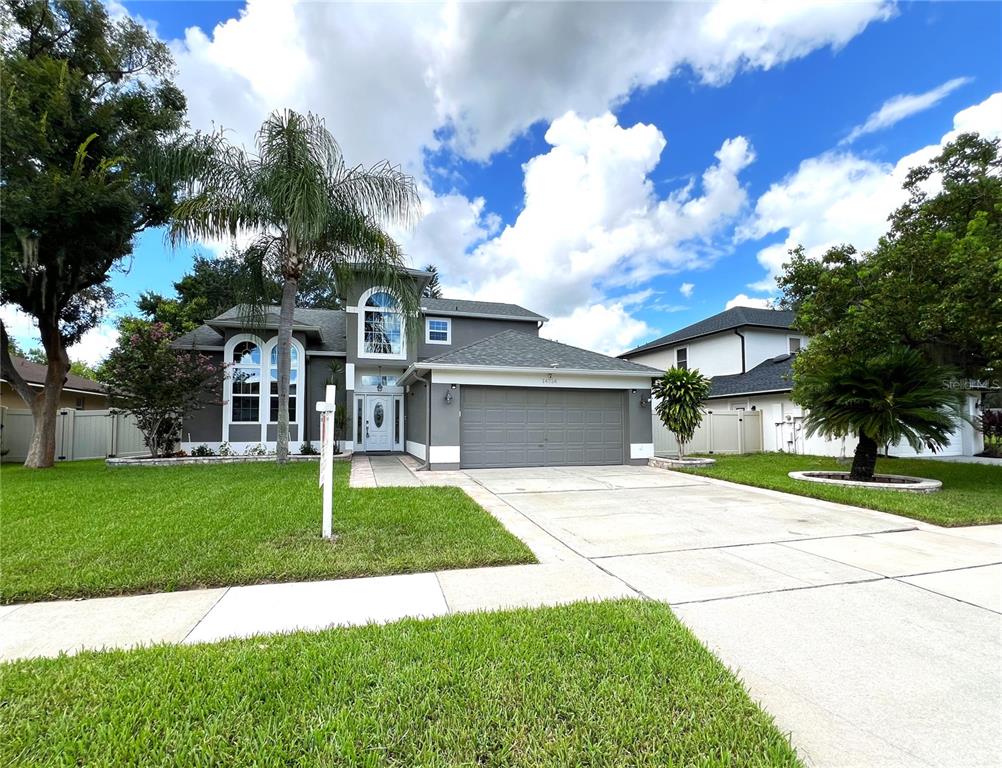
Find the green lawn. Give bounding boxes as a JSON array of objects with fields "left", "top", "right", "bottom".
[
  {"left": 0, "top": 460, "right": 534, "bottom": 604},
  {"left": 0, "top": 599, "right": 801, "bottom": 767},
  {"left": 678, "top": 453, "right": 1002, "bottom": 527}
]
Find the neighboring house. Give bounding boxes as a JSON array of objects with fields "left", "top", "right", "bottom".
[
  {"left": 172, "top": 268, "right": 659, "bottom": 469},
  {"left": 0, "top": 356, "right": 108, "bottom": 410},
  {"left": 620, "top": 307, "right": 984, "bottom": 458}
]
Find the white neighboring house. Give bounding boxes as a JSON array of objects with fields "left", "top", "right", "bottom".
[{"left": 619, "top": 306, "right": 985, "bottom": 458}]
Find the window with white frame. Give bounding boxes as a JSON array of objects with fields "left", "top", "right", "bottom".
[
  {"left": 269, "top": 344, "right": 300, "bottom": 422},
  {"left": 231, "top": 341, "right": 262, "bottom": 422},
  {"left": 788, "top": 337, "right": 802, "bottom": 353},
  {"left": 676, "top": 347, "right": 688, "bottom": 370},
  {"left": 362, "top": 291, "right": 403, "bottom": 356},
  {"left": 425, "top": 317, "right": 451, "bottom": 344}
]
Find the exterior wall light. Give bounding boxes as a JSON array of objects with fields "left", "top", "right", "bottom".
[
  {"left": 444, "top": 391, "right": 454, "bottom": 404},
  {"left": 640, "top": 395, "right": 651, "bottom": 408}
]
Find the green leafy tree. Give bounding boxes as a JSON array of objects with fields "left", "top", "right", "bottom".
[
  {"left": 422, "top": 264, "right": 443, "bottom": 299},
  {"left": 0, "top": 0, "right": 187, "bottom": 467},
  {"left": 99, "top": 322, "right": 226, "bottom": 457},
  {"left": 778, "top": 133, "right": 1002, "bottom": 377},
  {"left": 652, "top": 367, "right": 711, "bottom": 459},
  {"left": 168, "top": 109, "right": 420, "bottom": 463},
  {"left": 795, "top": 347, "right": 962, "bottom": 481}
]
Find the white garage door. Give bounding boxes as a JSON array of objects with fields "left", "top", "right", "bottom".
[{"left": 460, "top": 387, "right": 625, "bottom": 469}]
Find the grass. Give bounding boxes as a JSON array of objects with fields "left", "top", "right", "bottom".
[
  {"left": 0, "top": 460, "right": 534, "bottom": 604},
  {"left": 0, "top": 599, "right": 801, "bottom": 767},
  {"left": 678, "top": 453, "right": 1002, "bottom": 527}
]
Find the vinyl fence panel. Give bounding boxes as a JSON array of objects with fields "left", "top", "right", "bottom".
[
  {"left": 1, "top": 408, "right": 149, "bottom": 462},
  {"left": 652, "top": 409, "right": 763, "bottom": 457}
]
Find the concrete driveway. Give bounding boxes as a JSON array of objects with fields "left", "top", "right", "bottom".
[{"left": 461, "top": 463, "right": 1002, "bottom": 768}]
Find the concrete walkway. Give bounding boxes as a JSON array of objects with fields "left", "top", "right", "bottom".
[{"left": 3, "top": 454, "right": 1000, "bottom": 768}]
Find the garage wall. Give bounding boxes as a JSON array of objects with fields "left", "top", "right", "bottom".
[
  {"left": 625, "top": 388, "right": 654, "bottom": 462},
  {"left": 405, "top": 379, "right": 428, "bottom": 460}
]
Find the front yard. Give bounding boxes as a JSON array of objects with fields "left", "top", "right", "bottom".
[
  {"left": 679, "top": 453, "right": 1002, "bottom": 527},
  {"left": 0, "top": 599, "right": 801, "bottom": 767},
  {"left": 0, "top": 460, "right": 534, "bottom": 604}
]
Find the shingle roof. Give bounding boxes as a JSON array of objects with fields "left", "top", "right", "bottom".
[
  {"left": 192, "top": 305, "right": 348, "bottom": 354},
  {"left": 1, "top": 356, "right": 105, "bottom": 394},
  {"left": 420, "top": 297, "right": 546, "bottom": 322},
  {"left": 620, "top": 307, "right": 796, "bottom": 357},
  {"left": 708, "top": 353, "right": 795, "bottom": 398},
  {"left": 172, "top": 325, "right": 225, "bottom": 349},
  {"left": 418, "top": 330, "right": 662, "bottom": 374}
]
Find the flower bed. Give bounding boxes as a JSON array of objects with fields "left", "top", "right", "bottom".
[
  {"left": 107, "top": 452, "right": 351, "bottom": 468},
  {"left": 649, "top": 456, "right": 716, "bottom": 470},
  {"left": 788, "top": 470, "right": 941, "bottom": 493}
]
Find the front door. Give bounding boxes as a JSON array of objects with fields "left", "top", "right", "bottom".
[{"left": 364, "top": 395, "right": 392, "bottom": 451}]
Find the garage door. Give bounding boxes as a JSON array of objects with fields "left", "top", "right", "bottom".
[{"left": 460, "top": 387, "right": 625, "bottom": 469}]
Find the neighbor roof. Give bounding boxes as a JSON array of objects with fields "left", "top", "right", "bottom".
[
  {"left": 420, "top": 297, "right": 547, "bottom": 322},
  {"left": 620, "top": 307, "right": 796, "bottom": 357},
  {"left": 708, "top": 353, "right": 795, "bottom": 399},
  {"left": 1, "top": 356, "right": 105, "bottom": 395},
  {"left": 407, "top": 330, "right": 662, "bottom": 375}
]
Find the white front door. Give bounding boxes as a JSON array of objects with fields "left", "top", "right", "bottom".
[{"left": 364, "top": 395, "right": 392, "bottom": 451}]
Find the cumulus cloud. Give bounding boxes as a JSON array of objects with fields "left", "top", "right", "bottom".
[
  {"left": 544, "top": 303, "right": 654, "bottom": 357},
  {"left": 725, "top": 293, "right": 774, "bottom": 310},
  {"left": 740, "top": 92, "right": 1002, "bottom": 292},
  {"left": 1, "top": 306, "right": 118, "bottom": 367},
  {"left": 842, "top": 77, "right": 972, "bottom": 144},
  {"left": 679, "top": 282, "right": 695, "bottom": 298},
  {"left": 409, "top": 112, "right": 755, "bottom": 352}
]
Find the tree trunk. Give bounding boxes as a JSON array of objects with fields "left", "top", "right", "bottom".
[
  {"left": 677, "top": 435, "right": 685, "bottom": 460},
  {"left": 276, "top": 241, "right": 300, "bottom": 464},
  {"left": 850, "top": 433, "right": 879, "bottom": 481}
]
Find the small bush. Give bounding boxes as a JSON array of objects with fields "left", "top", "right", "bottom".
[
  {"left": 191, "top": 444, "right": 216, "bottom": 457},
  {"left": 244, "top": 443, "right": 267, "bottom": 456},
  {"left": 298, "top": 442, "right": 319, "bottom": 455},
  {"left": 218, "top": 442, "right": 234, "bottom": 457}
]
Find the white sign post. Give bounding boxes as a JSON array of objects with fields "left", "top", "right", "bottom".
[{"left": 315, "top": 384, "right": 337, "bottom": 539}]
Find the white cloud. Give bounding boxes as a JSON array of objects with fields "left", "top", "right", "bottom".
[
  {"left": 409, "top": 112, "right": 755, "bottom": 352},
  {"left": 544, "top": 303, "right": 653, "bottom": 358},
  {"left": 725, "top": 293, "right": 774, "bottom": 310},
  {"left": 679, "top": 282, "right": 695, "bottom": 298},
  {"left": 741, "top": 92, "right": 1002, "bottom": 292},
  {"left": 1, "top": 305, "right": 117, "bottom": 367},
  {"left": 842, "top": 77, "right": 972, "bottom": 144}
]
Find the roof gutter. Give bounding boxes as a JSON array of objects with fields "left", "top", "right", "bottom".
[
  {"left": 397, "top": 363, "right": 659, "bottom": 385},
  {"left": 706, "top": 387, "right": 792, "bottom": 400}
]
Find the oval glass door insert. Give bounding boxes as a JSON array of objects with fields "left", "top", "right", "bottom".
[{"left": 373, "top": 402, "right": 385, "bottom": 428}]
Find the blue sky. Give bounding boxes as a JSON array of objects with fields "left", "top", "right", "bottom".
[{"left": 8, "top": 1, "right": 1001, "bottom": 362}]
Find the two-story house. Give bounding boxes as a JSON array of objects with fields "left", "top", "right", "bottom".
[
  {"left": 620, "top": 306, "right": 983, "bottom": 458},
  {"left": 172, "top": 267, "right": 659, "bottom": 469}
]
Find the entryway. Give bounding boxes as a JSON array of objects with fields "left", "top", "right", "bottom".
[{"left": 362, "top": 394, "right": 393, "bottom": 452}]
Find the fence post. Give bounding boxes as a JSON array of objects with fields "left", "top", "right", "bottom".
[
  {"left": 57, "top": 409, "right": 75, "bottom": 461},
  {"left": 738, "top": 414, "right": 745, "bottom": 454}
]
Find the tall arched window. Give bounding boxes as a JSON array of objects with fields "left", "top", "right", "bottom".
[
  {"left": 362, "top": 290, "right": 403, "bottom": 356},
  {"left": 269, "top": 344, "right": 300, "bottom": 422},
  {"left": 231, "top": 341, "right": 262, "bottom": 422}
]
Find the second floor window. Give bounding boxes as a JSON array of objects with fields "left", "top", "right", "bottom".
[
  {"left": 426, "top": 317, "right": 451, "bottom": 344},
  {"left": 789, "top": 337, "right": 802, "bottom": 353},
  {"left": 676, "top": 347, "right": 688, "bottom": 370},
  {"left": 269, "top": 344, "right": 299, "bottom": 422},
  {"left": 363, "top": 291, "right": 403, "bottom": 356}
]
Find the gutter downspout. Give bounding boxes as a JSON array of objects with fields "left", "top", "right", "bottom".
[
  {"left": 734, "top": 329, "right": 746, "bottom": 373},
  {"left": 417, "top": 371, "right": 431, "bottom": 470}
]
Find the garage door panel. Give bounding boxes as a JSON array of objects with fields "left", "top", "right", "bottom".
[{"left": 461, "top": 386, "right": 625, "bottom": 469}]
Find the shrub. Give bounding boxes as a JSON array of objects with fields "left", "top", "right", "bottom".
[
  {"left": 298, "top": 442, "right": 319, "bottom": 455},
  {"left": 979, "top": 409, "right": 1002, "bottom": 457},
  {"left": 651, "top": 367, "right": 712, "bottom": 460},
  {"left": 191, "top": 444, "right": 216, "bottom": 457}
]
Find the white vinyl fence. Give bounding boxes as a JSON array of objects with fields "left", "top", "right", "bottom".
[
  {"left": 654, "top": 410, "right": 763, "bottom": 457},
  {"left": 1, "top": 408, "right": 148, "bottom": 463}
]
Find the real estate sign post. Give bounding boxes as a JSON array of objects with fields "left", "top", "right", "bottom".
[{"left": 316, "top": 385, "right": 337, "bottom": 539}]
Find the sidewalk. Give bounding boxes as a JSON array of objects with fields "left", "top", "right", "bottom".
[{"left": 1, "top": 455, "right": 633, "bottom": 662}]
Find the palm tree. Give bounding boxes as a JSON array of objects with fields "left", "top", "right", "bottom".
[
  {"left": 168, "top": 110, "right": 420, "bottom": 462},
  {"left": 652, "top": 367, "right": 712, "bottom": 460},
  {"left": 795, "top": 346, "right": 962, "bottom": 481}
]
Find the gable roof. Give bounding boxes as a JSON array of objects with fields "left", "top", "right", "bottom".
[
  {"left": 1, "top": 356, "right": 105, "bottom": 395},
  {"left": 172, "top": 306, "right": 348, "bottom": 354},
  {"left": 708, "top": 353, "right": 795, "bottom": 399},
  {"left": 420, "top": 297, "right": 546, "bottom": 322},
  {"left": 620, "top": 307, "right": 796, "bottom": 357},
  {"left": 410, "top": 329, "right": 661, "bottom": 375}
]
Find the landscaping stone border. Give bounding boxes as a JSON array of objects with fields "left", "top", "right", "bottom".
[
  {"left": 649, "top": 456, "right": 717, "bottom": 470},
  {"left": 788, "top": 470, "right": 942, "bottom": 493},
  {"left": 107, "top": 453, "right": 352, "bottom": 467}
]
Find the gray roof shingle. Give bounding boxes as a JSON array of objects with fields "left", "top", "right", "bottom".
[
  {"left": 708, "top": 353, "right": 795, "bottom": 398},
  {"left": 1, "top": 356, "right": 105, "bottom": 394},
  {"left": 620, "top": 307, "right": 796, "bottom": 357},
  {"left": 204, "top": 305, "right": 347, "bottom": 354},
  {"left": 419, "top": 330, "right": 662, "bottom": 374},
  {"left": 420, "top": 297, "right": 546, "bottom": 322},
  {"left": 172, "top": 325, "right": 225, "bottom": 349}
]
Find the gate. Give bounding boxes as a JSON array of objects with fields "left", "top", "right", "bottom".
[{"left": 653, "top": 410, "right": 762, "bottom": 457}]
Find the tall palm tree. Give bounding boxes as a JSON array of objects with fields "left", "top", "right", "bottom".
[
  {"left": 795, "top": 346, "right": 962, "bottom": 481},
  {"left": 168, "top": 110, "right": 420, "bottom": 462}
]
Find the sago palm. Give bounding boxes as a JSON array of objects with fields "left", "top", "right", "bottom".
[
  {"left": 167, "top": 110, "right": 420, "bottom": 462},
  {"left": 795, "top": 346, "right": 962, "bottom": 481}
]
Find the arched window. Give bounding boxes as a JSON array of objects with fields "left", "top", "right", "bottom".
[
  {"left": 362, "top": 290, "right": 403, "bottom": 356},
  {"left": 231, "top": 341, "right": 262, "bottom": 422},
  {"left": 269, "top": 344, "right": 300, "bottom": 422}
]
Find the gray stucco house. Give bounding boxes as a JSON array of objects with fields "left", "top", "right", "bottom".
[{"left": 172, "top": 268, "right": 659, "bottom": 469}]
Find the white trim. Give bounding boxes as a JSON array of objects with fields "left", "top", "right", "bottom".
[
  {"left": 223, "top": 332, "right": 267, "bottom": 443},
  {"left": 345, "top": 306, "right": 359, "bottom": 314},
  {"left": 357, "top": 286, "right": 407, "bottom": 361},
  {"left": 787, "top": 335, "right": 803, "bottom": 353},
  {"left": 425, "top": 317, "right": 452, "bottom": 345},
  {"left": 345, "top": 363, "right": 355, "bottom": 390},
  {"left": 420, "top": 309, "right": 546, "bottom": 322},
  {"left": 304, "top": 350, "right": 346, "bottom": 357},
  {"left": 429, "top": 445, "right": 460, "bottom": 464},
  {"left": 630, "top": 443, "right": 654, "bottom": 460},
  {"left": 426, "top": 368, "right": 655, "bottom": 390},
  {"left": 264, "top": 336, "right": 306, "bottom": 435},
  {"left": 406, "top": 440, "right": 426, "bottom": 460}
]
